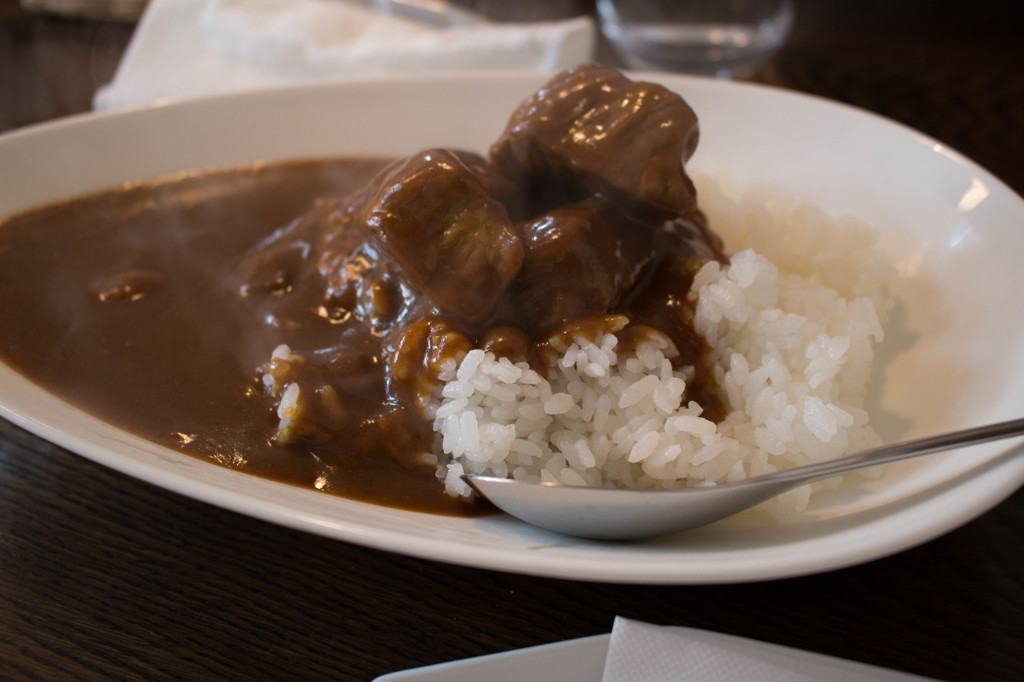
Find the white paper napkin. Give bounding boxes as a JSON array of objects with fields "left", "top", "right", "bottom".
[
  {"left": 94, "top": 0, "right": 595, "bottom": 111},
  {"left": 601, "top": 618, "right": 934, "bottom": 682}
]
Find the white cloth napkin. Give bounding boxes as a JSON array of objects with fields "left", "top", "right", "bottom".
[
  {"left": 94, "top": 0, "right": 595, "bottom": 110},
  {"left": 601, "top": 618, "right": 933, "bottom": 682}
]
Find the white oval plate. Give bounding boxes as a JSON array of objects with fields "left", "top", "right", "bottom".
[{"left": 2, "top": 72, "right": 1023, "bottom": 584}]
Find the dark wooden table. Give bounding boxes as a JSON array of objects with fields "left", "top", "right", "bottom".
[{"left": 2, "top": 1, "right": 1022, "bottom": 680}]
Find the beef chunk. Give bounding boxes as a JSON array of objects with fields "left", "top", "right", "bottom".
[
  {"left": 446, "top": 149, "right": 530, "bottom": 222},
  {"left": 490, "top": 65, "right": 701, "bottom": 217},
  {"left": 505, "top": 199, "right": 658, "bottom": 335},
  {"left": 354, "top": 149, "right": 525, "bottom": 329}
]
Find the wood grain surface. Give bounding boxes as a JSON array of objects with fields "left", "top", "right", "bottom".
[{"left": 1, "top": 1, "right": 1022, "bottom": 680}]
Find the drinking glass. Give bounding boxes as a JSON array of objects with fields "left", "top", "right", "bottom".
[{"left": 597, "top": 0, "right": 795, "bottom": 78}]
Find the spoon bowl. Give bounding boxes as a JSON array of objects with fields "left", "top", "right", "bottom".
[{"left": 463, "top": 418, "right": 1024, "bottom": 540}]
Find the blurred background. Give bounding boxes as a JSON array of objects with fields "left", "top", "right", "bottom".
[{"left": 2, "top": 0, "right": 1021, "bottom": 194}]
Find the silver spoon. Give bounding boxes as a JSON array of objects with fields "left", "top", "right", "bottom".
[{"left": 462, "top": 417, "right": 1024, "bottom": 540}]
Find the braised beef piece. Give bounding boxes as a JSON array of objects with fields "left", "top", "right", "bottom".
[
  {"left": 659, "top": 212, "right": 725, "bottom": 264},
  {"left": 249, "top": 68, "right": 723, "bottom": 348},
  {"left": 490, "top": 64, "right": 702, "bottom": 218},
  {"left": 350, "top": 149, "right": 525, "bottom": 329},
  {"left": 446, "top": 149, "right": 529, "bottom": 222},
  {"left": 501, "top": 199, "right": 658, "bottom": 335}
]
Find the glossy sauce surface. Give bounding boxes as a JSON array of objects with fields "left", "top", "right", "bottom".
[
  {"left": 0, "top": 67, "right": 728, "bottom": 516},
  {"left": 0, "top": 159, "right": 479, "bottom": 514}
]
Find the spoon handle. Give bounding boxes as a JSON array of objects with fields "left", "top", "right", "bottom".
[{"left": 759, "top": 417, "right": 1024, "bottom": 486}]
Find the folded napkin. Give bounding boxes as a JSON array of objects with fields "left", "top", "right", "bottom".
[
  {"left": 602, "top": 618, "right": 933, "bottom": 682},
  {"left": 94, "top": 0, "right": 595, "bottom": 110}
]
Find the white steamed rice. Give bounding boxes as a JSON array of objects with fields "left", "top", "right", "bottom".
[{"left": 428, "top": 179, "right": 896, "bottom": 520}]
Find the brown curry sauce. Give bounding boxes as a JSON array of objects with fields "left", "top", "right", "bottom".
[
  {"left": 0, "top": 66, "right": 728, "bottom": 515},
  {"left": 0, "top": 159, "right": 486, "bottom": 513}
]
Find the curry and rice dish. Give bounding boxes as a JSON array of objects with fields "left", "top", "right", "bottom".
[{"left": 0, "top": 66, "right": 892, "bottom": 520}]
